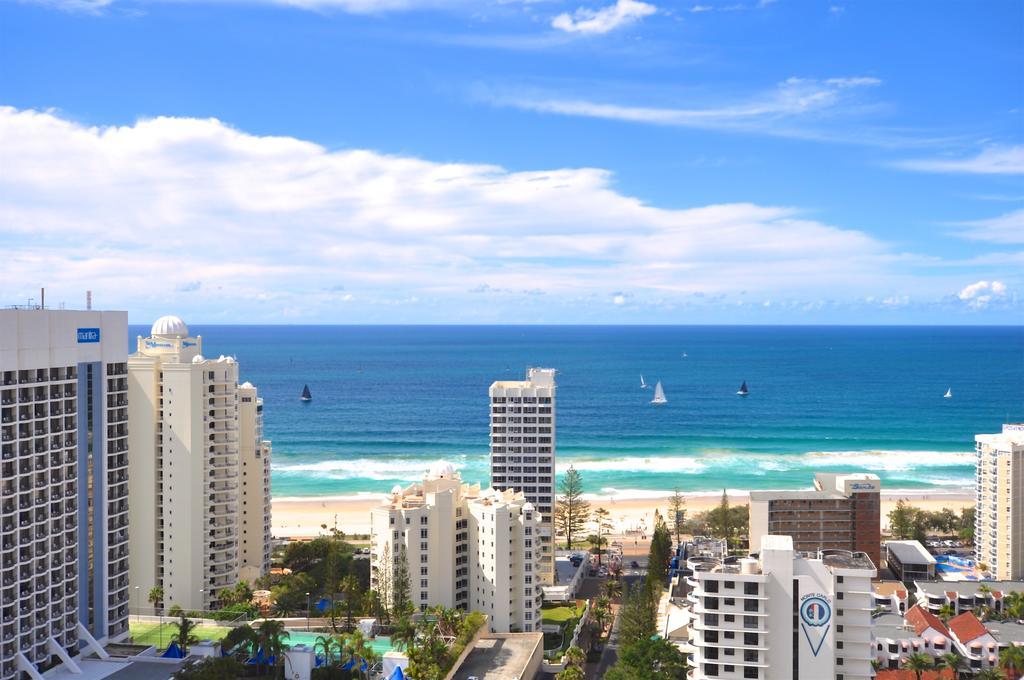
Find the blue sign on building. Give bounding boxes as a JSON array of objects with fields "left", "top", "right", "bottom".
[{"left": 77, "top": 328, "right": 101, "bottom": 343}]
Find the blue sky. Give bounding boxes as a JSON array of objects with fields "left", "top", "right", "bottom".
[{"left": 0, "top": 0, "right": 1021, "bottom": 323}]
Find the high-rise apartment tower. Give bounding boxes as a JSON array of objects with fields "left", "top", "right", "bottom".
[
  {"left": 127, "top": 316, "right": 271, "bottom": 612},
  {"left": 0, "top": 308, "right": 131, "bottom": 678},
  {"left": 489, "top": 368, "right": 556, "bottom": 585},
  {"left": 974, "top": 424, "right": 1024, "bottom": 580}
]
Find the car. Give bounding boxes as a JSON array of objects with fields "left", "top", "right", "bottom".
[{"left": 630, "top": 560, "right": 640, "bottom": 568}]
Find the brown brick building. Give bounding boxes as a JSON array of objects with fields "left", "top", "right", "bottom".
[{"left": 749, "top": 473, "right": 881, "bottom": 567}]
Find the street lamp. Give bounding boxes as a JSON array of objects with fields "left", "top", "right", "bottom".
[
  {"left": 199, "top": 589, "right": 205, "bottom": 618},
  {"left": 306, "top": 592, "right": 311, "bottom": 631},
  {"left": 134, "top": 585, "right": 140, "bottom": 622}
]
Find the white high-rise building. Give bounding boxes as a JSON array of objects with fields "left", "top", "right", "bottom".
[
  {"left": 489, "top": 368, "right": 555, "bottom": 585},
  {"left": 369, "top": 461, "right": 542, "bottom": 633},
  {"left": 0, "top": 308, "right": 131, "bottom": 679},
  {"left": 974, "top": 424, "right": 1024, "bottom": 580},
  {"left": 686, "top": 535, "right": 876, "bottom": 680},
  {"left": 127, "top": 316, "right": 271, "bottom": 612}
]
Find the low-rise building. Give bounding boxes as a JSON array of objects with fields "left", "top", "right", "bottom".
[
  {"left": 369, "top": 461, "right": 542, "bottom": 633},
  {"left": 749, "top": 473, "right": 881, "bottom": 567},
  {"left": 686, "top": 535, "right": 876, "bottom": 680},
  {"left": 885, "top": 540, "right": 937, "bottom": 583},
  {"left": 872, "top": 605, "right": 953, "bottom": 670},
  {"left": 872, "top": 581, "right": 909, "bottom": 615},
  {"left": 948, "top": 611, "right": 1024, "bottom": 674},
  {"left": 914, "top": 580, "right": 1024, "bottom": 617}
]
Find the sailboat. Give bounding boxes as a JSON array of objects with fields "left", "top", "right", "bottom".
[
  {"left": 943, "top": 387, "right": 952, "bottom": 399},
  {"left": 651, "top": 381, "right": 667, "bottom": 405},
  {"left": 737, "top": 381, "right": 749, "bottom": 396},
  {"left": 301, "top": 384, "right": 312, "bottom": 402},
  {"left": 640, "top": 375, "right": 649, "bottom": 389}
]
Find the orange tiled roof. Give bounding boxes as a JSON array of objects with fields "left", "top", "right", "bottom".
[
  {"left": 948, "top": 611, "right": 988, "bottom": 643},
  {"left": 905, "top": 604, "right": 951, "bottom": 638}
]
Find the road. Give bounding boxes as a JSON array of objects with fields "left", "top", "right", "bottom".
[{"left": 589, "top": 558, "right": 648, "bottom": 678}]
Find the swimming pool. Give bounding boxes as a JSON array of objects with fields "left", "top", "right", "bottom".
[
  {"left": 285, "top": 631, "right": 395, "bottom": 655},
  {"left": 935, "top": 554, "right": 974, "bottom": 571}
]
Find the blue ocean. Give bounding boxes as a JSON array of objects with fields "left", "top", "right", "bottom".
[{"left": 127, "top": 325, "right": 1024, "bottom": 499}]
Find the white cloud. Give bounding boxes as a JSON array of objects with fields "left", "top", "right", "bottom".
[
  {"left": 957, "top": 280, "right": 1010, "bottom": 309},
  {"left": 24, "top": 0, "right": 509, "bottom": 14},
  {"left": 895, "top": 145, "right": 1024, "bottom": 175},
  {"left": 0, "top": 105, "right": 1005, "bottom": 322},
  {"left": 492, "top": 76, "right": 888, "bottom": 142},
  {"left": 552, "top": 0, "right": 656, "bottom": 34},
  {"left": 952, "top": 209, "right": 1024, "bottom": 245}
]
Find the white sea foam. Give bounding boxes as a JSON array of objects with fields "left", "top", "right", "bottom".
[
  {"left": 562, "top": 457, "right": 707, "bottom": 475},
  {"left": 273, "top": 456, "right": 483, "bottom": 480}
]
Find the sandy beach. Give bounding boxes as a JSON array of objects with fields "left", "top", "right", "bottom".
[{"left": 272, "top": 490, "right": 975, "bottom": 540}]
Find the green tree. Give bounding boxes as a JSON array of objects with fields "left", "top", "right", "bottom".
[
  {"left": 936, "top": 651, "right": 964, "bottom": 678},
  {"left": 391, "top": 546, "right": 413, "bottom": 617},
  {"left": 148, "top": 586, "right": 164, "bottom": 614},
  {"left": 342, "top": 629, "right": 380, "bottom": 680},
  {"left": 221, "top": 625, "right": 259, "bottom": 659},
  {"left": 555, "top": 466, "right": 591, "bottom": 549},
  {"left": 556, "top": 667, "right": 585, "bottom": 680},
  {"left": 563, "top": 645, "right": 585, "bottom": 669},
  {"left": 959, "top": 506, "right": 976, "bottom": 542},
  {"left": 390, "top": 615, "right": 416, "bottom": 652},
  {"left": 255, "top": 620, "right": 291, "bottom": 676},
  {"left": 171, "top": 615, "right": 199, "bottom": 655},
  {"left": 1000, "top": 645, "right": 1024, "bottom": 679},
  {"left": 592, "top": 596, "right": 611, "bottom": 636},
  {"left": 591, "top": 507, "right": 613, "bottom": 566},
  {"left": 937, "top": 603, "right": 956, "bottom": 622},
  {"left": 902, "top": 651, "right": 934, "bottom": 680},
  {"left": 974, "top": 669, "right": 1006, "bottom": 680},
  {"left": 376, "top": 541, "right": 393, "bottom": 624},
  {"left": 714, "top": 490, "right": 731, "bottom": 540},
  {"left": 668, "top": 488, "right": 686, "bottom": 546},
  {"left": 605, "top": 636, "right": 687, "bottom": 680},
  {"left": 603, "top": 577, "right": 622, "bottom": 600},
  {"left": 172, "top": 657, "right": 245, "bottom": 679},
  {"left": 889, "top": 500, "right": 918, "bottom": 540},
  {"left": 312, "top": 634, "right": 343, "bottom": 665},
  {"left": 617, "top": 582, "right": 656, "bottom": 646},
  {"left": 341, "top": 574, "right": 362, "bottom": 630},
  {"left": 645, "top": 518, "right": 673, "bottom": 590}
]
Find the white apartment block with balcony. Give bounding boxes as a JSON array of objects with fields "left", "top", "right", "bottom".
[
  {"left": 369, "top": 461, "right": 542, "bottom": 633},
  {"left": 975, "top": 423, "right": 1024, "bottom": 580},
  {"left": 0, "top": 309, "right": 131, "bottom": 679},
  {"left": 686, "top": 535, "right": 876, "bottom": 680},
  {"left": 127, "top": 316, "right": 271, "bottom": 612},
  {"left": 489, "top": 368, "right": 555, "bottom": 586},
  {"left": 238, "top": 382, "right": 271, "bottom": 583}
]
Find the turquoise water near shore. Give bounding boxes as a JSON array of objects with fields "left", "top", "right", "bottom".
[{"left": 127, "top": 325, "right": 1023, "bottom": 499}]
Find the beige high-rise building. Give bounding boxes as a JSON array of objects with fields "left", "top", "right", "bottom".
[
  {"left": 127, "top": 316, "right": 271, "bottom": 612},
  {"left": 369, "top": 461, "right": 542, "bottom": 633},
  {"left": 489, "top": 368, "right": 555, "bottom": 585},
  {"left": 974, "top": 424, "right": 1024, "bottom": 580}
]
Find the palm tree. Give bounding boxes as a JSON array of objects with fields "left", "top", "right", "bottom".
[
  {"left": 255, "top": 619, "right": 290, "bottom": 676},
  {"left": 312, "top": 634, "right": 338, "bottom": 665},
  {"left": 171, "top": 614, "right": 199, "bottom": 655},
  {"left": 222, "top": 625, "right": 259, "bottom": 659},
  {"left": 974, "top": 669, "right": 1006, "bottom": 680},
  {"left": 1000, "top": 645, "right": 1024, "bottom": 680},
  {"left": 563, "top": 645, "right": 585, "bottom": 669},
  {"left": 147, "top": 586, "right": 164, "bottom": 614},
  {"left": 936, "top": 652, "right": 964, "bottom": 679},
  {"left": 602, "top": 578, "right": 622, "bottom": 600},
  {"left": 938, "top": 603, "right": 956, "bottom": 622},
  {"left": 390, "top": 615, "right": 416, "bottom": 652},
  {"left": 592, "top": 597, "right": 611, "bottom": 636},
  {"left": 342, "top": 629, "right": 379, "bottom": 680},
  {"left": 903, "top": 652, "right": 934, "bottom": 680}
]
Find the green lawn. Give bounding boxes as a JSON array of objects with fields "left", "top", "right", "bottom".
[
  {"left": 540, "top": 602, "right": 585, "bottom": 626},
  {"left": 129, "top": 621, "right": 235, "bottom": 649}
]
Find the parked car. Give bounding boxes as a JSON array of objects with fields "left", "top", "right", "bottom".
[{"left": 630, "top": 560, "right": 640, "bottom": 569}]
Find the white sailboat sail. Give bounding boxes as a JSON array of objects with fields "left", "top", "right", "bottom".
[
  {"left": 944, "top": 387, "right": 952, "bottom": 398},
  {"left": 640, "top": 375, "right": 648, "bottom": 389},
  {"left": 651, "top": 381, "right": 667, "bottom": 404}
]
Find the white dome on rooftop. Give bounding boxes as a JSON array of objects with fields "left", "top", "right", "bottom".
[
  {"left": 151, "top": 315, "right": 189, "bottom": 338},
  {"left": 191, "top": 354, "right": 205, "bottom": 364},
  {"left": 427, "top": 460, "right": 456, "bottom": 480}
]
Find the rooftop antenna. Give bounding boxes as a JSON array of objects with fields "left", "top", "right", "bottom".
[
  {"left": 40, "top": 288, "right": 45, "bottom": 310},
  {"left": 86, "top": 290, "right": 92, "bottom": 311}
]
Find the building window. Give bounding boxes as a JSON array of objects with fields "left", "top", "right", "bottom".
[{"left": 743, "top": 582, "right": 758, "bottom": 596}]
